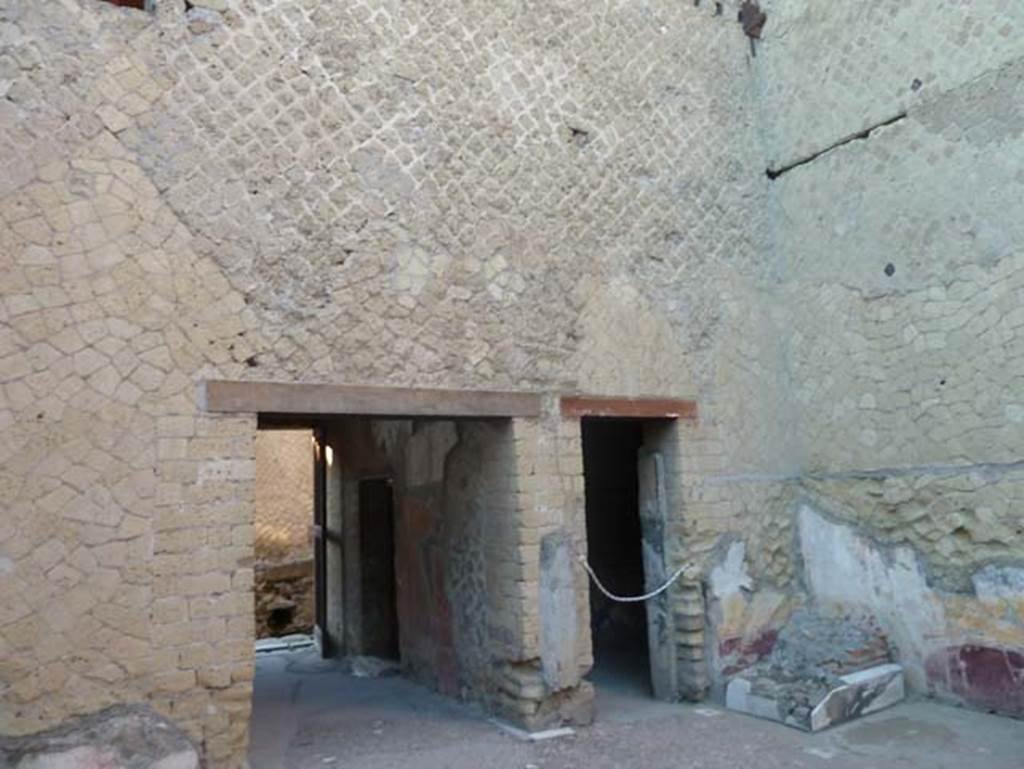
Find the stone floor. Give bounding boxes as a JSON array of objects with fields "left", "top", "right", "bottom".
[{"left": 248, "top": 648, "right": 1024, "bottom": 769}]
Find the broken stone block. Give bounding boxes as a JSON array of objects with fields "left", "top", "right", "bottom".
[
  {"left": 726, "top": 663, "right": 905, "bottom": 731},
  {"left": 0, "top": 705, "right": 199, "bottom": 768},
  {"left": 725, "top": 677, "right": 784, "bottom": 723},
  {"left": 809, "top": 663, "right": 905, "bottom": 731}
]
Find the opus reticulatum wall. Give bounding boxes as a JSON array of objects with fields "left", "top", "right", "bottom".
[{"left": 0, "top": 0, "right": 1021, "bottom": 765}]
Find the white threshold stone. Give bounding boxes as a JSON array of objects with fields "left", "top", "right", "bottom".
[{"left": 488, "top": 719, "right": 576, "bottom": 742}]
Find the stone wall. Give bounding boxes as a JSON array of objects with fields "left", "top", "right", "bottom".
[
  {"left": 1, "top": 1, "right": 776, "bottom": 763},
  {"left": 715, "top": 0, "right": 1024, "bottom": 716},
  {"left": 391, "top": 421, "right": 519, "bottom": 701},
  {"left": 318, "top": 415, "right": 593, "bottom": 727},
  {"left": 253, "top": 430, "right": 313, "bottom": 638},
  {"left": 4, "top": 0, "right": 1022, "bottom": 765},
  {"left": 254, "top": 430, "right": 311, "bottom": 565}
]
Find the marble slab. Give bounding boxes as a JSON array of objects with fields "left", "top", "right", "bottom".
[{"left": 726, "top": 663, "right": 905, "bottom": 732}]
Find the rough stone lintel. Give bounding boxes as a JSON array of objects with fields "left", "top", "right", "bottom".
[
  {"left": 200, "top": 379, "right": 544, "bottom": 419},
  {"left": 560, "top": 396, "right": 698, "bottom": 420}
]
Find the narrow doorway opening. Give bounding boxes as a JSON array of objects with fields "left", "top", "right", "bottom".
[{"left": 582, "top": 418, "right": 650, "bottom": 697}]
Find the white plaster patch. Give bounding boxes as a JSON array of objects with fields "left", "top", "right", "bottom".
[{"left": 710, "top": 541, "right": 752, "bottom": 599}]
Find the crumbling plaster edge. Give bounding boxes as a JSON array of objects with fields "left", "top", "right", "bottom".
[{"left": 793, "top": 488, "right": 1024, "bottom": 602}]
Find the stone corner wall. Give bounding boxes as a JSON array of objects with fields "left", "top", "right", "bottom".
[
  {"left": 499, "top": 415, "right": 595, "bottom": 729},
  {"left": 704, "top": 0, "right": 1024, "bottom": 716}
]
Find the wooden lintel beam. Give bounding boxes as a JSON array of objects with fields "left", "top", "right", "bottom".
[
  {"left": 200, "top": 380, "right": 543, "bottom": 419},
  {"left": 560, "top": 395, "right": 697, "bottom": 420}
]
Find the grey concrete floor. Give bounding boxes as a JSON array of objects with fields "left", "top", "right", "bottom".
[{"left": 248, "top": 648, "right": 1024, "bottom": 769}]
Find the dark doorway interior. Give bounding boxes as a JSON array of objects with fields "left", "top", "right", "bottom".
[
  {"left": 358, "top": 478, "right": 400, "bottom": 660},
  {"left": 582, "top": 418, "right": 651, "bottom": 697}
]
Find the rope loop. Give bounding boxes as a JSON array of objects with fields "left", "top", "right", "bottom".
[{"left": 578, "top": 555, "right": 687, "bottom": 603}]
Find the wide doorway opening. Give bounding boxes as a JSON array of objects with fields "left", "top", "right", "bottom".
[{"left": 249, "top": 413, "right": 520, "bottom": 767}]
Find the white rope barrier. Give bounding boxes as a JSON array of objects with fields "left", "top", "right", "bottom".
[{"left": 578, "top": 555, "right": 688, "bottom": 603}]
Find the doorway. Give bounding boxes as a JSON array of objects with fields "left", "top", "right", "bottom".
[
  {"left": 249, "top": 411, "right": 525, "bottom": 766},
  {"left": 251, "top": 422, "right": 401, "bottom": 662},
  {"left": 582, "top": 419, "right": 650, "bottom": 696},
  {"left": 581, "top": 416, "right": 678, "bottom": 705}
]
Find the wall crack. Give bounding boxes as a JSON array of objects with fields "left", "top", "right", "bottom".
[{"left": 766, "top": 112, "right": 907, "bottom": 180}]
